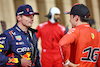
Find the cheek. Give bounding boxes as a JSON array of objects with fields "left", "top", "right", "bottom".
[
  {"left": 70, "top": 18, "right": 73, "bottom": 23},
  {"left": 70, "top": 18, "right": 71, "bottom": 22},
  {"left": 23, "top": 18, "right": 29, "bottom": 22}
]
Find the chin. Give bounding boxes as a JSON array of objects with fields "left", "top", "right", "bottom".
[
  {"left": 29, "top": 25, "right": 32, "bottom": 27},
  {"left": 27, "top": 25, "right": 32, "bottom": 28}
]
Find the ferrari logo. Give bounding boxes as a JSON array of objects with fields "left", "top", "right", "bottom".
[{"left": 91, "top": 33, "right": 94, "bottom": 39}]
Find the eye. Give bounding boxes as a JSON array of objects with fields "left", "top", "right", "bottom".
[
  {"left": 27, "top": 15, "right": 33, "bottom": 18},
  {"left": 26, "top": 16, "right": 31, "bottom": 18}
]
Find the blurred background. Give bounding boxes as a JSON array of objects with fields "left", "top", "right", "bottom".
[{"left": 0, "top": 0, "right": 100, "bottom": 52}]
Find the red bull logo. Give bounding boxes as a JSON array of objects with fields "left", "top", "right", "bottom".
[
  {"left": 21, "top": 52, "right": 31, "bottom": 60},
  {"left": 8, "top": 58, "right": 19, "bottom": 63}
]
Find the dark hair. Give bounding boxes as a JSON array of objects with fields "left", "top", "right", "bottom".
[
  {"left": 70, "top": 4, "right": 90, "bottom": 22},
  {"left": 88, "top": 19, "right": 95, "bottom": 27},
  {"left": 73, "top": 13, "right": 90, "bottom": 22},
  {"left": 80, "top": 17, "right": 89, "bottom": 22}
]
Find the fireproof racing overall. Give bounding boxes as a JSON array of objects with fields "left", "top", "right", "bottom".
[
  {"left": 36, "top": 20, "right": 66, "bottom": 67},
  {"left": 0, "top": 24, "right": 41, "bottom": 67}
]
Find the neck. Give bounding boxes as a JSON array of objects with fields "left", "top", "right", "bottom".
[
  {"left": 17, "top": 22, "right": 28, "bottom": 32},
  {"left": 49, "top": 19, "right": 56, "bottom": 23},
  {"left": 76, "top": 21, "right": 88, "bottom": 27}
]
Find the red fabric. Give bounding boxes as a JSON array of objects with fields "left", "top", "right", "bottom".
[
  {"left": 96, "top": 51, "right": 100, "bottom": 67},
  {"left": 59, "top": 24, "right": 100, "bottom": 67},
  {"left": 36, "top": 20, "right": 66, "bottom": 67},
  {"left": 41, "top": 49, "right": 63, "bottom": 67},
  {"left": 96, "top": 33, "right": 100, "bottom": 67}
]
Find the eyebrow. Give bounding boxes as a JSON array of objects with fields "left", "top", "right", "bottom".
[{"left": 55, "top": 14, "right": 60, "bottom": 15}]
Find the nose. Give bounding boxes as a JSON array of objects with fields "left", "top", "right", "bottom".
[{"left": 57, "top": 15, "right": 60, "bottom": 18}]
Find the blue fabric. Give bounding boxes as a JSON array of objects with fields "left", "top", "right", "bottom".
[
  {"left": 16, "top": 4, "right": 39, "bottom": 16},
  {"left": 0, "top": 23, "right": 41, "bottom": 67}
]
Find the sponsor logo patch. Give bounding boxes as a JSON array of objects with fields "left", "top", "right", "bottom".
[
  {"left": 91, "top": 33, "right": 95, "bottom": 39},
  {"left": 0, "top": 49, "right": 2, "bottom": 52},
  {"left": 0, "top": 41, "right": 5, "bottom": 44},
  {"left": 11, "top": 32, "right": 16, "bottom": 35},
  {"left": 21, "top": 52, "right": 31, "bottom": 60},
  {"left": 15, "top": 36, "right": 22, "bottom": 41},
  {"left": 8, "top": 58, "right": 19, "bottom": 63},
  {"left": 16, "top": 42, "right": 24, "bottom": 45},
  {"left": 0, "top": 37, "right": 6, "bottom": 40},
  {"left": 0, "top": 44, "right": 4, "bottom": 48},
  {"left": 17, "top": 47, "right": 31, "bottom": 52},
  {"left": 26, "top": 8, "right": 29, "bottom": 12}
]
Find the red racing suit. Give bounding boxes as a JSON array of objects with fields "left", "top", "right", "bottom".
[
  {"left": 59, "top": 24, "right": 100, "bottom": 67},
  {"left": 36, "top": 20, "right": 66, "bottom": 67}
]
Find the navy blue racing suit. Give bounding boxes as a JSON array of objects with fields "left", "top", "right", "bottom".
[{"left": 0, "top": 23, "right": 41, "bottom": 67}]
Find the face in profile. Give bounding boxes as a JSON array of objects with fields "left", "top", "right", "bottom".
[
  {"left": 54, "top": 14, "right": 61, "bottom": 22},
  {"left": 70, "top": 14, "right": 76, "bottom": 28},
  {"left": 17, "top": 15, "right": 34, "bottom": 28}
]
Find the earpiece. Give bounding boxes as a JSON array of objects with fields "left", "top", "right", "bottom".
[
  {"left": 48, "top": 12, "right": 52, "bottom": 19},
  {"left": 48, "top": 8, "right": 52, "bottom": 19}
]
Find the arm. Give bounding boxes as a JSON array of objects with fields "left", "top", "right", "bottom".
[
  {"left": 59, "top": 33, "right": 76, "bottom": 63},
  {"left": 96, "top": 52, "right": 100, "bottom": 67},
  {"left": 64, "top": 59, "right": 80, "bottom": 67},
  {"left": 21, "top": 58, "right": 31, "bottom": 67},
  {"left": 96, "top": 33, "right": 100, "bottom": 67},
  {"left": 59, "top": 28, "right": 79, "bottom": 67},
  {"left": 96, "top": 32, "right": 100, "bottom": 67},
  {"left": 0, "top": 33, "right": 21, "bottom": 66}
]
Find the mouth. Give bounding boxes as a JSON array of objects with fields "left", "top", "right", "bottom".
[
  {"left": 29, "top": 22, "right": 33, "bottom": 24},
  {"left": 54, "top": 18, "right": 60, "bottom": 22}
]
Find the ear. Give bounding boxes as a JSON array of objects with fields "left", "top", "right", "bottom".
[
  {"left": 17, "top": 15, "right": 21, "bottom": 22},
  {"left": 75, "top": 15, "right": 79, "bottom": 21}
]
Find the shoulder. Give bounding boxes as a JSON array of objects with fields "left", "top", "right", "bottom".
[
  {"left": 1, "top": 27, "right": 15, "bottom": 39},
  {"left": 38, "top": 21, "right": 48, "bottom": 28},
  {"left": 57, "top": 24, "right": 66, "bottom": 31},
  {"left": 2, "top": 28, "right": 13, "bottom": 35},
  {"left": 67, "top": 28, "right": 79, "bottom": 35}
]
